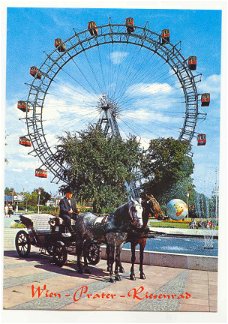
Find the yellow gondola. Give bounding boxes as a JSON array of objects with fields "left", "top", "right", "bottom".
[
  {"left": 55, "top": 38, "right": 66, "bottom": 52},
  {"left": 88, "top": 21, "right": 98, "bottom": 36}
]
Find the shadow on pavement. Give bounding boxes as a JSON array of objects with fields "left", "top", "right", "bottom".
[{"left": 4, "top": 249, "right": 110, "bottom": 281}]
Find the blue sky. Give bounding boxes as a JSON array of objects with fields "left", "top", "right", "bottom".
[{"left": 4, "top": 7, "right": 221, "bottom": 197}]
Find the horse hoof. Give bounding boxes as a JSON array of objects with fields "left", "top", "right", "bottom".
[
  {"left": 115, "top": 275, "right": 121, "bottom": 281},
  {"left": 140, "top": 273, "right": 146, "bottom": 279},
  {"left": 130, "top": 274, "right": 136, "bottom": 281},
  {"left": 77, "top": 268, "right": 83, "bottom": 274},
  {"left": 109, "top": 278, "right": 115, "bottom": 283},
  {"left": 119, "top": 267, "right": 125, "bottom": 273},
  {"left": 84, "top": 268, "right": 91, "bottom": 274}
]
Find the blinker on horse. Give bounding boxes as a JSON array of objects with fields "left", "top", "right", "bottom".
[{"left": 117, "top": 193, "right": 163, "bottom": 281}]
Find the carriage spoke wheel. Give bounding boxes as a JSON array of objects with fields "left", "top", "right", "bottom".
[
  {"left": 86, "top": 242, "right": 101, "bottom": 265},
  {"left": 15, "top": 230, "right": 31, "bottom": 257},
  {"left": 52, "top": 241, "right": 67, "bottom": 267},
  {"left": 46, "top": 245, "right": 54, "bottom": 256}
]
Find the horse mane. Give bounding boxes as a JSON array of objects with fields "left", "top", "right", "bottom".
[{"left": 113, "top": 202, "right": 131, "bottom": 226}]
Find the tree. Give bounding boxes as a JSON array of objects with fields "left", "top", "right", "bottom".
[
  {"left": 35, "top": 188, "right": 51, "bottom": 205},
  {"left": 55, "top": 125, "right": 142, "bottom": 213},
  {"left": 23, "top": 188, "right": 51, "bottom": 207},
  {"left": 161, "top": 178, "right": 195, "bottom": 206},
  {"left": 4, "top": 187, "right": 15, "bottom": 195},
  {"left": 141, "top": 137, "right": 194, "bottom": 202}
]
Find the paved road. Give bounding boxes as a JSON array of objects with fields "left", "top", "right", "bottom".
[
  {"left": 3, "top": 245, "right": 217, "bottom": 312},
  {"left": 3, "top": 220, "right": 217, "bottom": 312}
]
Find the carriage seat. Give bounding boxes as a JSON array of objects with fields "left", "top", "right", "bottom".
[
  {"left": 55, "top": 215, "right": 76, "bottom": 225},
  {"left": 21, "top": 214, "right": 56, "bottom": 233}
]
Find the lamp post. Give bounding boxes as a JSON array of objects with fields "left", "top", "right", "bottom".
[
  {"left": 37, "top": 190, "right": 41, "bottom": 214},
  {"left": 186, "top": 192, "right": 190, "bottom": 218}
]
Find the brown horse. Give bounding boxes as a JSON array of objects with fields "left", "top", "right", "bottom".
[
  {"left": 117, "top": 193, "right": 164, "bottom": 280},
  {"left": 148, "top": 194, "right": 165, "bottom": 220}
]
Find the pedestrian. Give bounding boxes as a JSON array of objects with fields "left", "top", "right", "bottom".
[
  {"left": 8, "top": 204, "right": 13, "bottom": 217},
  {"left": 4, "top": 205, "right": 9, "bottom": 217}
]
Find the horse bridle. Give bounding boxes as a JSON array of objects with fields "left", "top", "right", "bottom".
[{"left": 129, "top": 201, "right": 142, "bottom": 227}]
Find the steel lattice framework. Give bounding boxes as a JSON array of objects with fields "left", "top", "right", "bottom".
[{"left": 23, "top": 23, "right": 203, "bottom": 184}]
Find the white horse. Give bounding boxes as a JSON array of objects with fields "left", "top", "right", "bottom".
[{"left": 74, "top": 197, "right": 143, "bottom": 282}]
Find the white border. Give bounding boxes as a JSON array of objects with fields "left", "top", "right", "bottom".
[{"left": 1, "top": 0, "right": 227, "bottom": 323}]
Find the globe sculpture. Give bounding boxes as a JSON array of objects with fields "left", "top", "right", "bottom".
[{"left": 166, "top": 199, "right": 188, "bottom": 220}]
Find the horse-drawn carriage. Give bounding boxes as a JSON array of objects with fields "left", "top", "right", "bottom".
[
  {"left": 15, "top": 195, "right": 164, "bottom": 282},
  {"left": 15, "top": 213, "right": 101, "bottom": 267}
]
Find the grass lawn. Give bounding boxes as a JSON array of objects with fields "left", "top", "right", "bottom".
[
  {"left": 149, "top": 220, "right": 218, "bottom": 230},
  {"left": 149, "top": 221, "right": 189, "bottom": 229}
]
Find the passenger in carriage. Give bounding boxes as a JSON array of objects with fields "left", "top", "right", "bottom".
[{"left": 59, "top": 189, "right": 79, "bottom": 234}]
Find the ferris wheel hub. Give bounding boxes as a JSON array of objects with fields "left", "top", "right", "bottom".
[{"left": 98, "top": 95, "right": 118, "bottom": 115}]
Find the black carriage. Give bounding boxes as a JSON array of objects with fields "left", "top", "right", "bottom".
[{"left": 15, "top": 214, "right": 101, "bottom": 267}]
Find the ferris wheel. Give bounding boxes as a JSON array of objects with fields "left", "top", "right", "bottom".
[{"left": 17, "top": 18, "right": 210, "bottom": 186}]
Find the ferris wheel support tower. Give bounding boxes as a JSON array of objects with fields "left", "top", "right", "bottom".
[{"left": 97, "top": 95, "right": 140, "bottom": 198}]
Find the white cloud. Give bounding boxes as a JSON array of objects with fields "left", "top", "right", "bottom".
[
  {"left": 6, "top": 158, "right": 41, "bottom": 172},
  {"left": 11, "top": 168, "right": 23, "bottom": 173},
  {"left": 198, "top": 74, "right": 220, "bottom": 100},
  {"left": 121, "top": 109, "right": 181, "bottom": 124},
  {"left": 110, "top": 51, "right": 128, "bottom": 65},
  {"left": 126, "top": 82, "right": 172, "bottom": 96}
]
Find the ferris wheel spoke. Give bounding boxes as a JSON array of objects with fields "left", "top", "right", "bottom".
[
  {"left": 114, "top": 45, "right": 165, "bottom": 102},
  {"left": 67, "top": 56, "right": 100, "bottom": 96},
  {"left": 117, "top": 93, "right": 184, "bottom": 110},
  {"left": 115, "top": 57, "right": 169, "bottom": 106},
  {"left": 96, "top": 43, "right": 108, "bottom": 94},
  {"left": 80, "top": 48, "right": 104, "bottom": 95},
  {"left": 54, "top": 65, "right": 99, "bottom": 99},
  {"left": 119, "top": 116, "right": 178, "bottom": 137},
  {"left": 67, "top": 38, "right": 102, "bottom": 96},
  {"left": 51, "top": 49, "right": 101, "bottom": 101},
  {"left": 113, "top": 44, "right": 148, "bottom": 101},
  {"left": 110, "top": 41, "right": 130, "bottom": 100}
]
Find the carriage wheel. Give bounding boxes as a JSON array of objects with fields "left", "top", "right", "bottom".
[
  {"left": 86, "top": 242, "right": 101, "bottom": 265},
  {"left": 52, "top": 241, "right": 67, "bottom": 267},
  {"left": 15, "top": 230, "right": 31, "bottom": 257},
  {"left": 46, "top": 245, "right": 54, "bottom": 256}
]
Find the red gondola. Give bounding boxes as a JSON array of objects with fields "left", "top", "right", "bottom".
[
  {"left": 30, "top": 66, "right": 42, "bottom": 79},
  {"left": 88, "top": 21, "right": 98, "bottom": 36},
  {"left": 54, "top": 38, "right": 66, "bottom": 52},
  {"left": 126, "top": 17, "right": 135, "bottom": 34},
  {"left": 201, "top": 93, "right": 210, "bottom": 107},
  {"left": 17, "top": 101, "right": 29, "bottom": 112},
  {"left": 188, "top": 56, "right": 197, "bottom": 70},
  {"left": 161, "top": 29, "right": 170, "bottom": 44},
  {"left": 19, "top": 136, "right": 32, "bottom": 147},
  {"left": 35, "top": 168, "right": 47, "bottom": 178},
  {"left": 197, "top": 134, "right": 206, "bottom": 146}
]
